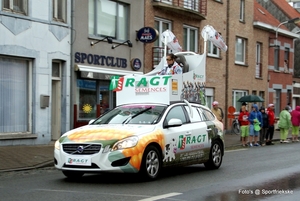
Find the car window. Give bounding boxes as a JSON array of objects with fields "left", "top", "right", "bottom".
[
  {"left": 184, "top": 106, "right": 202, "bottom": 122},
  {"left": 92, "top": 105, "right": 166, "bottom": 124},
  {"left": 165, "top": 106, "right": 187, "bottom": 124},
  {"left": 200, "top": 108, "right": 215, "bottom": 121},
  {"left": 196, "top": 107, "right": 207, "bottom": 121}
]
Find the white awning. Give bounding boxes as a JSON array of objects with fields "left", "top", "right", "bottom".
[{"left": 75, "top": 64, "right": 143, "bottom": 76}]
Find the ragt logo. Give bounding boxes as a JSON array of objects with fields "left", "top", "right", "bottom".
[
  {"left": 110, "top": 76, "right": 172, "bottom": 92},
  {"left": 109, "top": 76, "right": 124, "bottom": 91}
]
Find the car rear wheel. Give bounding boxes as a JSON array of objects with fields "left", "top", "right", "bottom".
[
  {"left": 62, "top": 170, "right": 84, "bottom": 179},
  {"left": 204, "top": 141, "right": 223, "bottom": 169},
  {"left": 140, "top": 145, "right": 162, "bottom": 180}
]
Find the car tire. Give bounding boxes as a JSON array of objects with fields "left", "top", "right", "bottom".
[
  {"left": 140, "top": 145, "right": 162, "bottom": 181},
  {"left": 204, "top": 141, "right": 223, "bottom": 170},
  {"left": 62, "top": 170, "right": 84, "bottom": 179}
]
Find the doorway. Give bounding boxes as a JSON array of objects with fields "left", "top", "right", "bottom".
[{"left": 51, "top": 62, "right": 62, "bottom": 140}]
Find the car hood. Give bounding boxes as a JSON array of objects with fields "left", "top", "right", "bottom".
[{"left": 59, "top": 124, "right": 156, "bottom": 145}]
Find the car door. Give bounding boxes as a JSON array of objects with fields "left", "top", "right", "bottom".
[
  {"left": 162, "top": 105, "right": 193, "bottom": 166},
  {"left": 183, "top": 105, "right": 209, "bottom": 161}
]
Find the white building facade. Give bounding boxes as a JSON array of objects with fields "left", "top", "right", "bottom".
[{"left": 0, "top": 0, "right": 71, "bottom": 145}]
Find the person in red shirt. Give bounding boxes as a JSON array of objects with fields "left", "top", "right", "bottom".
[
  {"left": 238, "top": 105, "right": 250, "bottom": 147},
  {"left": 266, "top": 103, "right": 275, "bottom": 145}
]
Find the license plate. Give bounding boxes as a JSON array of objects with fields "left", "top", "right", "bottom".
[{"left": 66, "top": 156, "right": 91, "bottom": 166}]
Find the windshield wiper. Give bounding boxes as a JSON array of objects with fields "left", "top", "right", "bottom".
[{"left": 122, "top": 107, "right": 152, "bottom": 124}]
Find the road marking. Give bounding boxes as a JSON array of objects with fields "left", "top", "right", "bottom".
[
  {"left": 138, "top": 192, "right": 182, "bottom": 201},
  {"left": 225, "top": 148, "right": 248, "bottom": 152},
  {"left": 36, "top": 189, "right": 183, "bottom": 200}
]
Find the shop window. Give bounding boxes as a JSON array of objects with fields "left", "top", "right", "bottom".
[
  {"left": 77, "top": 79, "right": 97, "bottom": 120},
  {"left": 53, "top": 0, "right": 67, "bottom": 23},
  {"left": 0, "top": 57, "right": 31, "bottom": 133},
  {"left": 88, "top": 0, "right": 129, "bottom": 40},
  {"left": 3, "top": 0, "right": 27, "bottom": 15}
]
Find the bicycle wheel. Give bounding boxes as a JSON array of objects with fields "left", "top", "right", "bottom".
[{"left": 232, "top": 121, "right": 240, "bottom": 135}]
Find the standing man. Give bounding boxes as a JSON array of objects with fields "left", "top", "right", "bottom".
[
  {"left": 248, "top": 104, "right": 263, "bottom": 147},
  {"left": 212, "top": 101, "right": 224, "bottom": 122},
  {"left": 266, "top": 103, "right": 275, "bottom": 145}
]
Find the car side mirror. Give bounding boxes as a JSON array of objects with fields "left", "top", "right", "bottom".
[
  {"left": 88, "top": 119, "right": 95, "bottom": 125},
  {"left": 166, "top": 118, "right": 182, "bottom": 128}
]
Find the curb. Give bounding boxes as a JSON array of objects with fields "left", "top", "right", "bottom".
[{"left": 0, "top": 160, "right": 54, "bottom": 173}]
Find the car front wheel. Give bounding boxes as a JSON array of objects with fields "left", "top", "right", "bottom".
[
  {"left": 140, "top": 145, "right": 162, "bottom": 180},
  {"left": 204, "top": 141, "right": 223, "bottom": 169}
]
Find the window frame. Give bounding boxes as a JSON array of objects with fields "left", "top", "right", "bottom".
[
  {"left": 274, "top": 47, "right": 279, "bottom": 71},
  {"left": 207, "top": 40, "right": 220, "bottom": 58},
  {"left": 239, "top": 0, "right": 245, "bottom": 22},
  {"left": 255, "top": 42, "right": 262, "bottom": 78},
  {"left": 235, "top": 37, "right": 246, "bottom": 65},
  {"left": 0, "top": 56, "right": 32, "bottom": 133},
  {"left": 53, "top": 0, "right": 67, "bottom": 23},
  {"left": 89, "top": 0, "right": 129, "bottom": 40},
  {"left": 232, "top": 90, "right": 248, "bottom": 111},
  {"left": 183, "top": 25, "right": 198, "bottom": 52},
  {"left": 284, "top": 48, "right": 290, "bottom": 73},
  {"left": 3, "top": 0, "right": 28, "bottom": 15}
]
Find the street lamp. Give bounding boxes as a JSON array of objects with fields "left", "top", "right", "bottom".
[{"left": 275, "top": 17, "right": 300, "bottom": 46}]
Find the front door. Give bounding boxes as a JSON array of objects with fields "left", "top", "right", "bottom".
[{"left": 51, "top": 80, "right": 61, "bottom": 140}]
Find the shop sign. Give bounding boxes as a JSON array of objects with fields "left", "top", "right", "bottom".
[
  {"left": 75, "top": 52, "right": 127, "bottom": 68},
  {"left": 131, "top": 58, "right": 142, "bottom": 71},
  {"left": 137, "top": 27, "right": 159, "bottom": 43}
]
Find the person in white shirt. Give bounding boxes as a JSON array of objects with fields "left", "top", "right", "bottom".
[{"left": 159, "top": 53, "right": 182, "bottom": 75}]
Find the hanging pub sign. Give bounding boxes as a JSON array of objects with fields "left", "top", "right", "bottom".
[{"left": 137, "top": 27, "right": 159, "bottom": 43}]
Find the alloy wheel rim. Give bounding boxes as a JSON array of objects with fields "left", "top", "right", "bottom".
[
  {"left": 212, "top": 144, "right": 221, "bottom": 165},
  {"left": 145, "top": 150, "right": 159, "bottom": 177}
]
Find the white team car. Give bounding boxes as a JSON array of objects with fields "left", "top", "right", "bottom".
[{"left": 54, "top": 101, "right": 224, "bottom": 180}]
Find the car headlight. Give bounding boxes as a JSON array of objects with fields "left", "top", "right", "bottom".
[
  {"left": 112, "top": 136, "right": 138, "bottom": 151},
  {"left": 54, "top": 140, "right": 60, "bottom": 150}
]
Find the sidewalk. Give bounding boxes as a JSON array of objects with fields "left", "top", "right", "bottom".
[{"left": 0, "top": 130, "right": 284, "bottom": 173}]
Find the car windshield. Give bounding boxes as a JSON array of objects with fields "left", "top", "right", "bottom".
[{"left": 91, "top": 104, "right": 167, "bottom": 125}]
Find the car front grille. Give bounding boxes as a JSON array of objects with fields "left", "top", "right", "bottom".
[{"left": 62, "top": 144, "right": 101, "bottom": 155}]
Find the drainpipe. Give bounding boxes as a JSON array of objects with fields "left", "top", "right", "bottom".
[
  {"left": 225, "top": 0, "right": 230, "bottom": 132},
  {"left": 70, "top": 0, "right": 75, "bottom": 129}
]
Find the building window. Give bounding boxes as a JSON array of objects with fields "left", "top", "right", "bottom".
[
  {"left": 255, "top": 42, "right": 262, "bottom": 78},
  {"left": 3, "top": 0, "right": 28, "bottom": 15},
  {"left": 52, "top": 62, "right": 61, "bottom": 79},
  {"left": 53, "top": 0, "right": 66, "bottom": 23},
  {"left": 274, "top": 89, "right": 281, "bottom": 116},
  {"left": 239, "top": 0, "right": 245, "bottom": 22},
  {"left": 284, "top": 48, "right": 289, "bottom": 73},
  {"left": 183, "top": 25, "right": 198, "bottom": 52},
  {"left": 274, "top": 47, "right": 279, "bottom": 71},
  {"left": 89, "top": 0, "right": 129, "bottom": 40},
  {"left": 183, "top": 0, "right": 199, "bottom": 11},
  {"left": 208, "top": 41, "right": 220, "bottom": 58},
  {"left": 0, "top": 57, "right": 31, "bottom": 133},
  {"left": 232, "top": 90, "right": 248, "bottom": 111},
  {"left": 235, "top": 37, "right": 246, "bottom": 65},
  {"left": 153, "top": 18, "right": 172, "bottom": 66}
]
